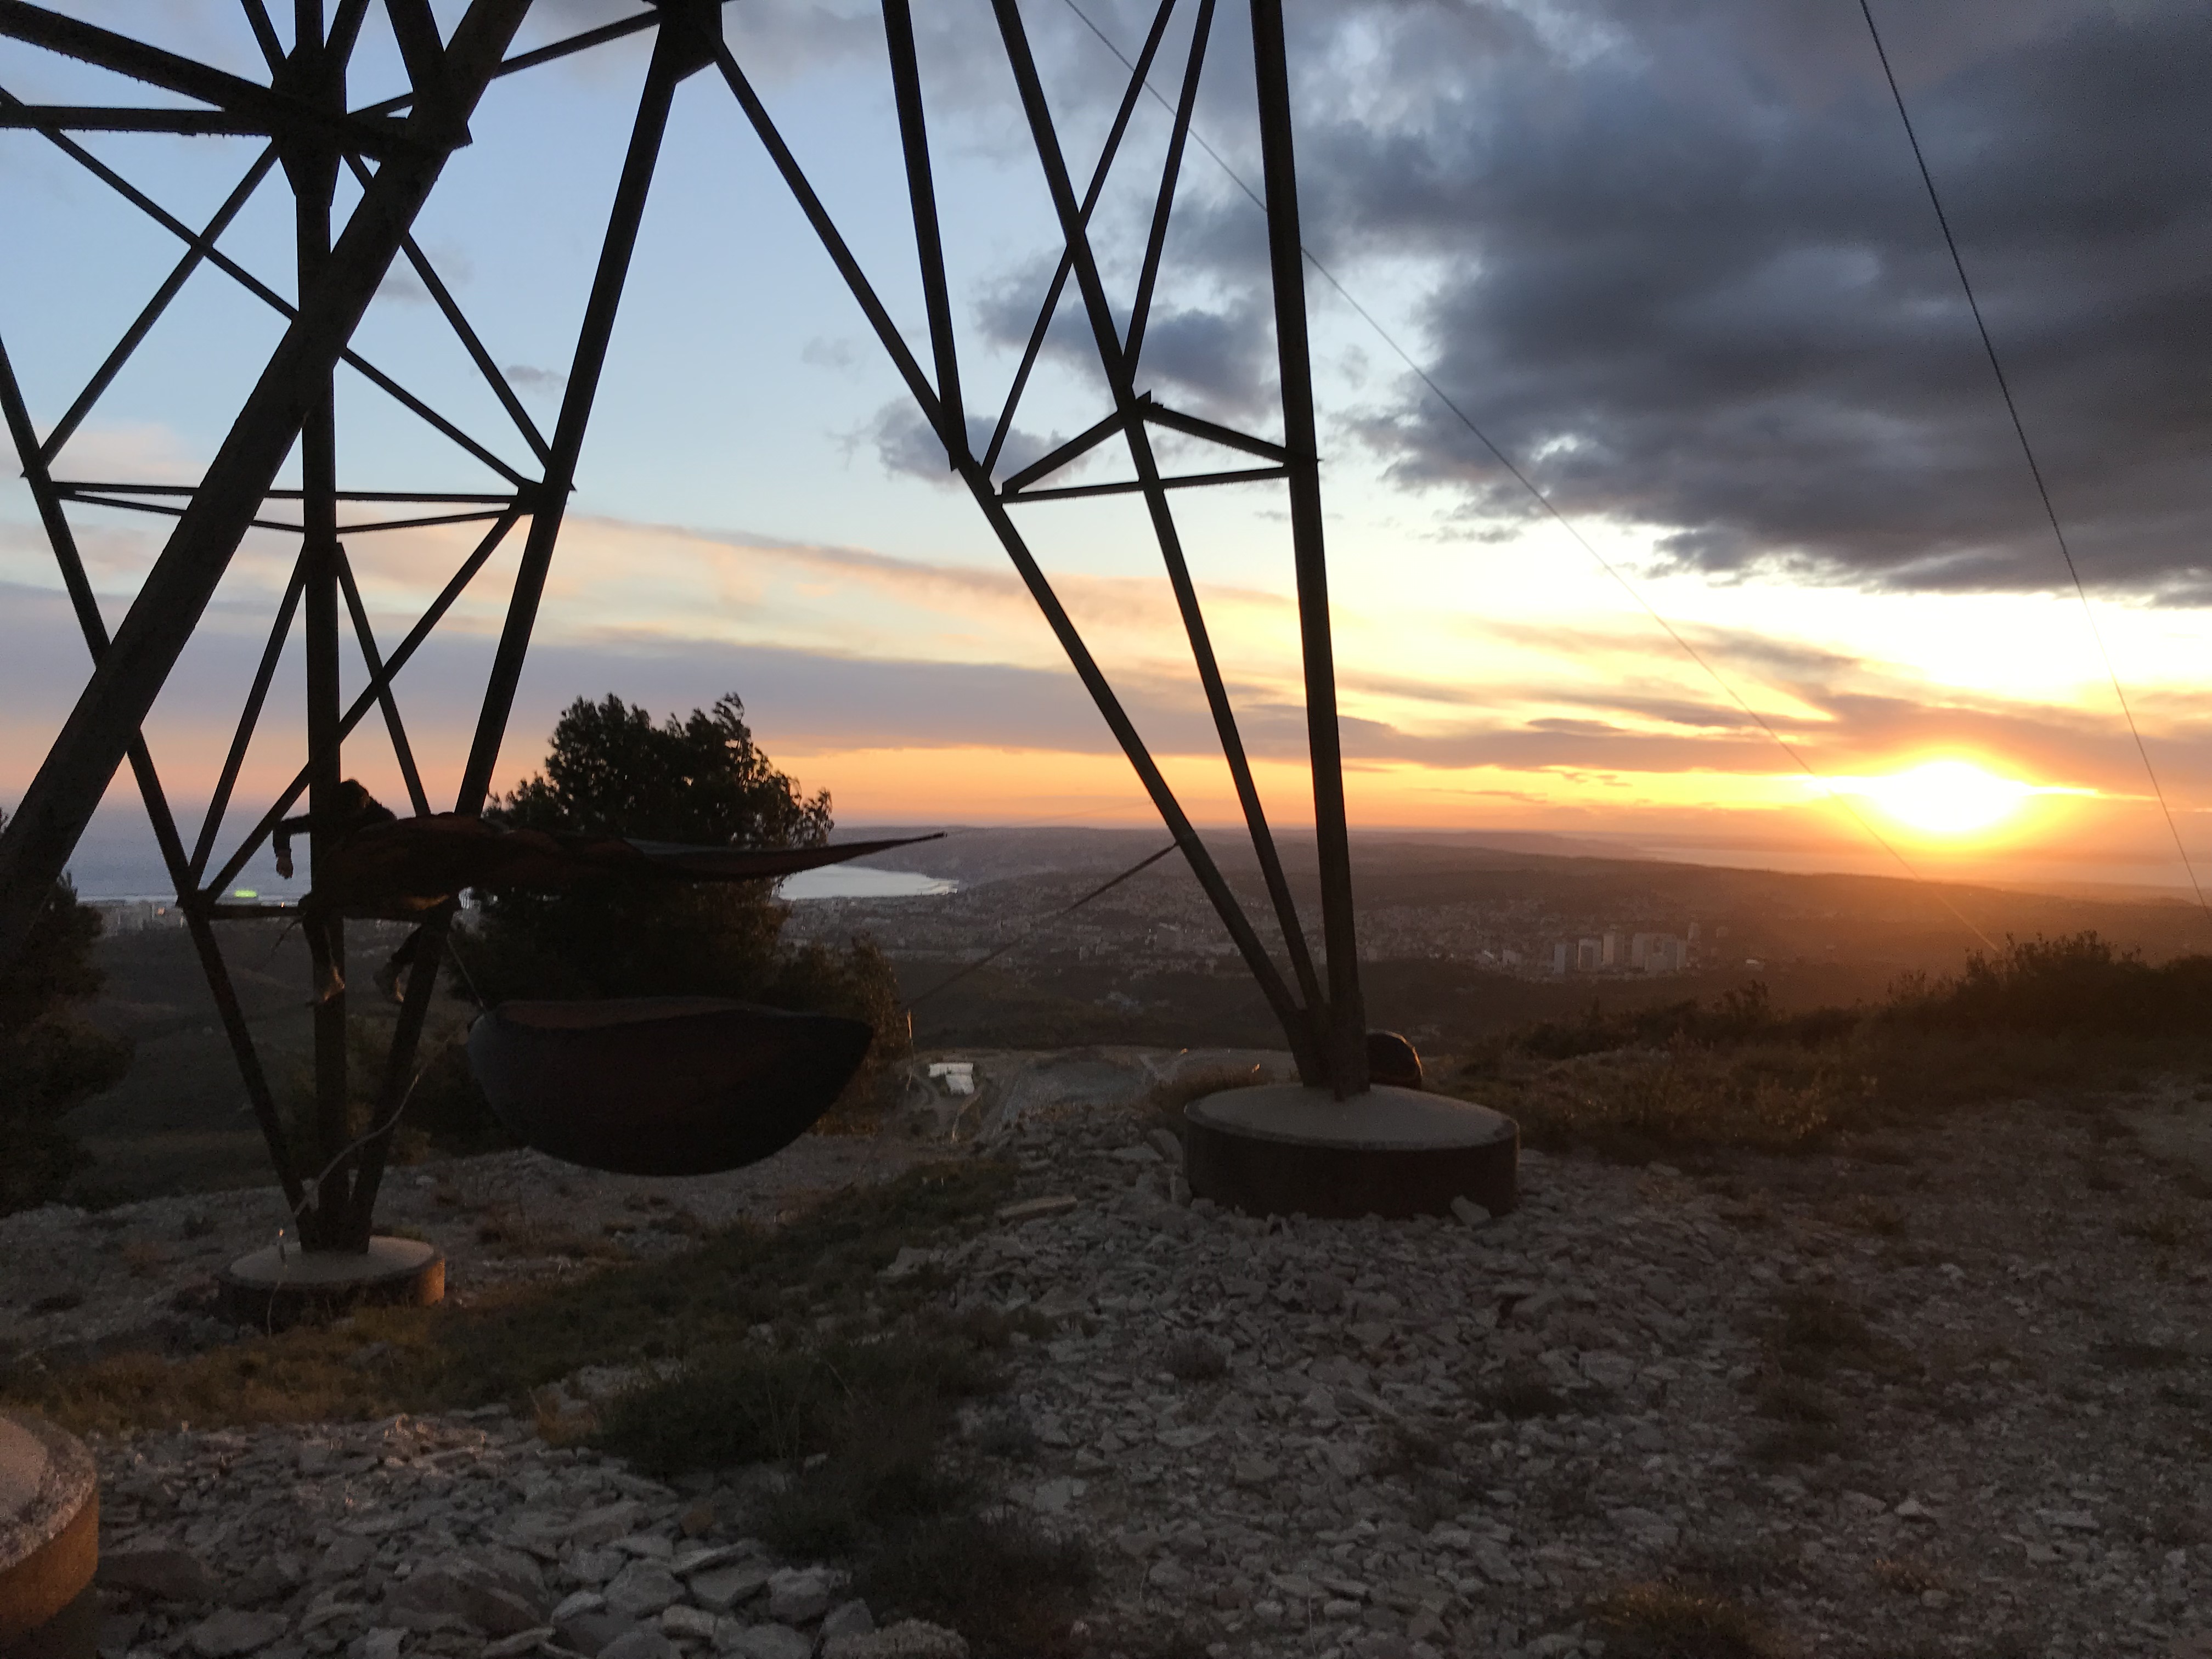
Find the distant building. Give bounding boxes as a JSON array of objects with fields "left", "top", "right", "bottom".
[
  {"left": 1576, "top": 937, "right": 1601, "bottom": 972},
  {"left": 1642, "top": 934, "right": 1686, "bottom": 974},
  {"left": 1629, "top": 931, "right": 1659, "bottom": 968},
  {"left": 1550, "top": 941, "right": 1571, "bottom": 975},
  {"left": 1601, "top": 930, "right": 1622, "bottom": 967},
  {"left": 89, "top": 899, "right": 185, "bottom": 933}
]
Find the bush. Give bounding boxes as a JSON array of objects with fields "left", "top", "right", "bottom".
[
  {"left": 1887, "top": 932, "right": 2212, "bottom": 1038},
  {"left": 1592, "top": 1581, "right": 1788, "bottom": 1658},
  {"left": 1467, "top": 981, "right": 1859, "bottom": 1074},
  {"left": 0, "top": 816, "right": 131, "bottom": 1214},
  {"left": 1481, "top": 1039, "right": 1867, "bottom": 1160},
  {"left": 861, "top": 1510, "right": 1094, "bottom": 1659},
  {"left": 1454, "top": 932, "right": 2212, "bottom": 1159},
  {"left": 594, "top": 1335, "right": 999, "bottom": 1480}
]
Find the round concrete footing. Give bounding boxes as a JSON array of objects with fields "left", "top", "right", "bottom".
[
  {"left": 218, "top": 1235, "right": 444, "bottom": 1327},
  {"left": 1183, "top": 1084, "right": 1518, "bottom": 1220},
  {"left": 0, "top": 1412, "right": 98, "bottom": 1658}
]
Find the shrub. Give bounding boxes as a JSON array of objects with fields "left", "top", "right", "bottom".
[
  {"left": 1455, "top": 932, "right": 2212, "bottom": 1158},
  {"left": 1483, "top": 1039, "right": 1866, "bottom": 1160},
  {"left": 0, "top": 821, "right": 131, "bottom": 1214},
  {"left": 1142, "top": 1062, "right": 1268, "bottom": 1144},
  {"left": 1591, "top": 1581, "right": 1790, "bottom": 1658},
  {"left": 1887, "top": 932, "right": 2212, "bottom": 1038},
  {"left": 862, "top": 1510, "right": 1094, "bottom": 1659}
]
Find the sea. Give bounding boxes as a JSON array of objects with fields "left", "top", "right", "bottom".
[{"left": 63, "top": 835, "right": 956, "bottom": 905}]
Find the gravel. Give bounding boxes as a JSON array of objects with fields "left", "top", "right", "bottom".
[{"left": 19, "top": 1054, "right": 2212, "bottom": 1658}]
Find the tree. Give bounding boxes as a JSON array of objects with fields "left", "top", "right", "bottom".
[
  {"left": 0, "top": 809, "right": 131, "bottom": 1212},
  {"left": 462, "top": 695, "right": 905, "bottom": 1107}
]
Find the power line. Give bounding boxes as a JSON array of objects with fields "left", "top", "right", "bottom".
[
  {"left": 902, "top": 840, "right": 1178, "bottom": 1010},
  {"left": 1056, "top": 0, "right": 1998, "bottom": 949},
  {"left": 1858, "top": 0, "right": 2208, "bottom": 926}
]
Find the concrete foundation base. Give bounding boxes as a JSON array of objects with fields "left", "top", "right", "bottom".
[
  {"left": 0, "top": 1413, "right": 97, "bottom": 1658},
  {"left": 218, "top": 1235, "right": 444, "bottom": 1327},
  {"left": 1183, "top": 1084, "right": 1518, "bottom": 1220}
]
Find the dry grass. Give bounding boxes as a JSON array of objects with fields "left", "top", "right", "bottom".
[
  {"left": 594, "top": 1335, "right": 999, "bottom": 1486},
  {"left": 972, "top": 1413, "right": 1041, "bottom": 1463},
  {"left": 5, "top": 1156, "right": 1095, "bottom": 1657},
  {"left": 1747, "top": 1422, "right": 1852, "bottom": 1466},
  {"left": 2120, "top": 1209, "right": 2193, "bottom": 1249},
  {"left": 2092, "top": 1339, "right": 2190, "bottom": 1372},
  {"left": 473, "top": 1210, "right": 631, "bottom": 1261},
  {"left": 119, "top": 1239, "right": 168, "bottom": 1277},
  {"left": 1446, "top": 940, "right": 2212, "bottom": 1162},
  {"left": 1756, "top": 1375, "right": 1844, "bottom": 1425},
  {"left": 1833, "top": 1195, "right": 1906, "bottom": 1237},
  {"left": 1141, "top": 1063, "right": 1267, "bottom": 1145},
  {"left": 1871, "top": 1557, "right": 1950, "bottom": 1596},
  {"left": 1746, "top": 1362, "right": 1854, "bottom": 1463},
  {"left": 861, "top": 1510, "right": 1094, "bottom": 1659},
  {"left": 1591, "top": 1582, "right": 1791, "bottom": 1658},
  {"left": 1458, "top": 1041, "right": 1867, "bottom": 1163},
  {"left": 1, "top": 1160, "right": 1014, "bottom": 1436},
  {"left": 1764, "top": 1288, "right": 1916, "bottom": 1383},
  {"left": 1479, "top": 1372, "right": 1575, "bottom": 1420}
]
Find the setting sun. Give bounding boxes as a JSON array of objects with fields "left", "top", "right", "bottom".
[{"left": 1818, "top": 759, "right": 2085, "bottom": 838}]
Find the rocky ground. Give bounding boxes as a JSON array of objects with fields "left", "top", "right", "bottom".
[
  {"left": 7, "top": 1049, "right": 2212, "bottom": 1659},
  {"left": 0, "top": 1133, "right": 950, "bottom": 1370},
  {"left": 972, "top": 1084, "right": 2212, "bottom": 1659}
]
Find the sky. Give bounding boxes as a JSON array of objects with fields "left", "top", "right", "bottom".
[{"left": 3, "top": 0, "right": 2211, "bottom": 905}]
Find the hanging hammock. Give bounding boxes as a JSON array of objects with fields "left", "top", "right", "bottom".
[
  {"left": 287, "top": 788, "right": 940, "bottom": 1177},
  {"left": 467, "top": 996, "right": 874, "bottom": 1177}
]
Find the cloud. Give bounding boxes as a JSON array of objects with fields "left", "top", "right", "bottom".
[
  {"left": 973, "top": 264, "right": 1277, "bottom": 424},
  {"left": 800, "top": 336, "right": 860, "bottom": 371},
  {"left": 375, "top": 265, "right": 431, "bottom": 307},
  {"left": 1277, "top": 0, "right": 2212, "bottom": 596},
  {"left": 861, "top": 402, "right": 1062, "bottom": 485},
  {"left": 503, "top": 363, "right": 568, "bottom": 397}
]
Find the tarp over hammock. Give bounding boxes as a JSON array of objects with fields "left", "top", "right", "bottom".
[{"left": 282, "top": 795, "right": 941, "bottom": 917}]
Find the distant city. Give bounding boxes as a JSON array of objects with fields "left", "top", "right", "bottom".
[{"left": 780, "top": 861, "right": 1741, "bottom": 984}]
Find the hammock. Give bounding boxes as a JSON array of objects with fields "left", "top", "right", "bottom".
[
  {"left": 282, "top": 787, "right": 935, "bottom": 1176},
  {"left": 468, "top": 996, "right": 873, "bottom": 1177}
]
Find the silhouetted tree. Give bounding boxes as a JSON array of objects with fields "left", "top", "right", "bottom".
[{"left": 0, "top": 809, "right": 131, "bottom": 1212}]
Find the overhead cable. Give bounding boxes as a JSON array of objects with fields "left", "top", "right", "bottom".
[
  {"left": 1057, "top": 0, "right": 1997, "bottom": 949},
  {"left": 1857, "top": 0, "right": 2210, "bottom": 926},
  {"left": 902, "top": 840, "right": 1179, "bottom": 1010}
]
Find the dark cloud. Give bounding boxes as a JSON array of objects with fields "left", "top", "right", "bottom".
[
  {"left": 1279, "top": 0, "right": 2212, "bottom": 596},
  {"left": 862, "top": 401, "right": 1061, "bottom": 485},
  {"left": 1131, "top": 296, "right": 1274, "bottom": 417}
]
